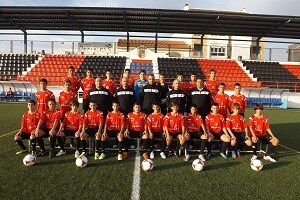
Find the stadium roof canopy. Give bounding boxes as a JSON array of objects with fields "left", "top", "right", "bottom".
[{"left": 1, "top": 6, "right": 300, "bottom": 39}]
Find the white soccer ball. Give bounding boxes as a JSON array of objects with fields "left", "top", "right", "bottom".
[
  {"left": 251, "top": 159, "right": 263, "bottom": 171},
  {"left": 76, "top": 156, "right": 88, "bottom": 168},
  {"left": 141, "top": 159, "right": 154, "bottom": 171},
  {"left": 23, "top": 154, "right": 36, "bottom": 166},
  {"left": 192, "top": 159, "right": 204, "bottom": 171}
]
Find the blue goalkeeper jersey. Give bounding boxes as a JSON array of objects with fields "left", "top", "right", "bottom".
[{"left": 134, "top": 79, "right": 148, "bottom": 102}]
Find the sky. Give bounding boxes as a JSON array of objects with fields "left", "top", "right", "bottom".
[{"left": 0, "top": 0, "right": 299, "bottom": 60}]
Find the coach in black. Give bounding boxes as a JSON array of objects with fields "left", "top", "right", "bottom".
[
  {"left": 187, "top": 78, "right": 211, "bottom": 120},
  {"left": 114, "top": 77, "right": 135, "bottom": 116},
  {"left": 140, "top": 74, "right": 162, "bottom": 115},
  {"left": 87, "top": 77, "right": 112, "bottom": 118},
  {"left": 157, "top": 74, "right": 169, "bottom": 114},
  {"left": 166, "top": 79, "right": 186, "bottom": 114}
]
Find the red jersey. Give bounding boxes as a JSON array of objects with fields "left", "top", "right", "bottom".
[
  {"left": 21, "top": 111, "right": 42, "bottom": 134},
  {"left": 105, "top": 111, "right": 125, "bottom": 131},
  {"left": 127, "top": 112, "right": 147, "bottom": 132},
  {"left": 66, "top": 76, "right": 81, "bottom": 94},
  {"left": 185, "top": 114, "right": 204, "bottom": 133},
  {"left": 35, "top": 90, "right": 55, "bottom": 114},
  {"left": 102, "top": 79, "right": 116, "bottom": 95},
  {"left": 213, "top": 93, "right": 230, "bottom": 118},
  {"left": 204, "top": 80, "right": 218, "bottom": 96},
  {"left": 187, "top": 82, "right": 196, "bottom": 92},
  {"left": 226, "top": 114, "right": 246, "bottom": 133},
  {"left": 41, "top": 109, "right": 61, "bottom": 129},
  {"left": 83, "top": 110, "right": 104, "bottom": 129},
  {"left": 179, "top": 82, "right": 188, "bottom": 93},
  {"left": 59, "top": 91, "right": 77, "bottom": 118},
  {"left": 63, "top": 111, "right": 83, "bottom": 131},
  {"left": 81, "top": 77, "right": 95, "bottom": 99},
  {"left": 229, "top": 94, "right": 247, "bottom": 113},
  {"left": 205, "top": 113, "right": 225, "bottom": 134},
  {"left": 249, "top": 114, "right": 270, "bottom": 137},
  {"left": 119, "top": 77, "right": 135, "bottom": 89},
  {"left": 163, "top": 112, "right": 185, "bottom": 134},
  {"left": 147, "top": 113, "right": 164, "bottom": 132}
]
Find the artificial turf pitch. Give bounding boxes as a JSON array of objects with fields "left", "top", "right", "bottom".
[{"left": 0, "top": 103, "right": 299, "bottom": 200}]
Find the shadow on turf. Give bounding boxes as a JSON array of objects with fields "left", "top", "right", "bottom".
[
  {"left": 263, "top": 161, "right": 292, "bottom": 171},
  {"left": 204, "top": 161, "right": 242, "bottom": 171},
  {"left": 36, "top": 158, "right": 75, "bottom": 166},
  {"left": 153, "top": 161, "right": 191, "bottom": 171}
]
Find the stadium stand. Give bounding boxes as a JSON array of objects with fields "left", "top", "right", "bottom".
[
  {"left": 158, "top": 58, "right": 205, "bottom": 85},
  {"left": 198, "top": 59, "right": 260, "bottom": 89},
  {"left": 282, "top": 64, "right": 300, "bottom": 79},
  {"left": 18, "top": 54, "right": 85, "bottom": 85},
  {"left": 130, "top": 59, "right": 153, "bottom": 74},
  {"left": 0, "top": 54, "right": 39, "bottom": 81},
  {"left": 76, "top": 55, "right": 127, "bottom": 80}
]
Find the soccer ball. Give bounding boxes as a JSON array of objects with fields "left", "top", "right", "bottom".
[
  {"left": 141, "top": 159, "right": 154, "bottom": 171},
  {"left": 250, "top": 159, "right": 263, "bottom": 171},
  {"left": 23, "top": 154, "right": 36, "bottom": 166},
  {"left": 76, "top": 156, "right": 88, "bottom": 168},
  {"left": 192, "top": 159, "right": 204, "bottom": 171}
]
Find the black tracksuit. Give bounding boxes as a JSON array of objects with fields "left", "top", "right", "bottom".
[
  {"left": 166, "top": 89, "right": 186, "bottom": 114},
  {"left": 140, "top": 83, "right": 161, "bottom": 115},
  {"left": 114, "top": 87, "right": 135, "bottom": 116},
  {"left": 87, "top": 87, "right": 112, "bottom": 117},
  {"left": 157, "top": 83, "right": 169, "bottom": 115},
  {"left": 187, "top": 87, "right": 211, "bottom": 120}
]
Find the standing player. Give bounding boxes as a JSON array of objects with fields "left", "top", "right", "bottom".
[
  {"left": 123, "top": 102, "right": 148, "bottom": 159},
  {"left": 59, "top": 80, "right": 77, "bottom": 120},
  {"left": 101, "top": 101, "right": 125, "bottom": 160},
  {"left": 249, "top": 103, "right": 279, "bottom": 162},
  {"left": 102, "top": 69, "right": 116, "bottom": 96},
  {"left": 57, "top": 100, "right": 83, "bottom": 158},
  {"left": 88, "top": 77, "right": 112, "bottom": 118},
  {"left": 81, "top": 68, "right": 95, "bottom": 113},
  {"left": 157, "top": 74, "right": 169, "bottom": 115},
  {"left": 115, "top": 78, "right": 135, "bottom": 116},
  {"left": 176, "top": 73, "right": 188, "bottom": 93},
  {"left": 187, "top": 72, "right": 197, "bottom": 92},
  {"left": 204, "top": 69, "right": 218, "bottom": 96},
  {"left": 147, "top": 102, "right": 167, "bottom": 159},
  {"left": 229, "top": 83, "right": 247, "bottom": 117},
  {"left": 134, "top": 70, "right": 148, "bottom": 102},
  {"left": 226, "top": 103, "right": 251, "bottom": 158},
  {"left": 81, "top": 100, "right": 103, "bottom": 158},
  {"left": 39, "top": 99, "right": 61, "bottom": 158},
  {"left": 120, "top": 69, "right": 135, "bottom": 89},
  {"left": 185, "top": 104, "right": 208, "bottom": 161},
  {"left": 164, "top": 102, "right": 187, "bottom": 160},
  {"left": 140, "top": 74, "right": 161, "bottom": 115},
  {"left": 14, "top": 100, "right": 46, "bottom": 156},
  {"left": 205, "top": 103, "right": 232, "bottom": 159},
  {"left": 35, "top": 78, "right": 55, "bottom": 114},
  {"left": 65, "top": 66, "right": 80, "bottom": 95},
  {"left": 213, "top": 82, "right": 230, "bottom": 119},
  {"left": 166, "top": 79, "right": 186, "bottom": 114},
  {"left": 187, "top": 78, "right": 211, "bottom": 121}
]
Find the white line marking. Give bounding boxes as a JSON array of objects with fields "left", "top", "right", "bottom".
[
  {"left": 131, "top": 140, "right": 141, "bottom": 200},
  {"left": 279, "top": 144, "right": 300, "bottom": 154},
  {"left": 0, "top": 130, "right": 18, "bottom": 138}
]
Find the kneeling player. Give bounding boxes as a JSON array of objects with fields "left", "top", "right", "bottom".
[
  {"left": 101, "top": 101, "right": 125, "bottom": 160},
  {"left": 226, "top": 103, "right": 251, "bottom": 158},
  {"left": 164, "top": 102, "right": 187, "bottom": 160},
  {"left": 81, "top": 100, "right": 103, "bottom": 158},
  {"left": 185, "top": 104, "right": 208, "bottom": 161},
  {"left": 124, "top": 102, "right": 148, "bottom": 159},
  {"left": 147, "top": 102, "right": 167, "bottom": 159},
  {"left": 39, "top": 99, "right": 61, "bottom": 158},
  {"left": 205, "top": 103, "right": 233, "bottom": 159},
  {"left": 14, "top": 100, "right": 46, "bottom": 156},
  {"left": 249, "top": 103, "right": 279, "bottom": 162},
  {"left": 58, "top": 100, "right": 83, "bottom": 158}
]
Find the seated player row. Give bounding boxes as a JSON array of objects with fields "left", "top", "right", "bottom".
[{"left": 14, "top": 98, "right": 279, "bottom": 162}]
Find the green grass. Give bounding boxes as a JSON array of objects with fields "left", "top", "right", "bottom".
[{"left": 0, "top": 103, "right": 300, "bottom": 199}]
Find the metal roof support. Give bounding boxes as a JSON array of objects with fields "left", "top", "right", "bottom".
[
  {"left": 255, "top": 37, "right": 262, "bottom": 60},
  {"left": 23, "top": 31, "right": 27, "bottom": 54},
  {"left": 154, "top": 13, "right": 161, "bottom": 53},
  {"left": 203, "top": 15, "right": 220, "bottom": 34},
  {"left": 123, "top": 11, "right": 130, "bottom": 52},
  {"left": 200, "top": 34, "right": 204, "bottom": 57},
  {"left": 81, "top": 31, "right": 84, "bottom": 43},
  {"left": 260, "top": 18, "right": 291, "bottom": 38}
]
